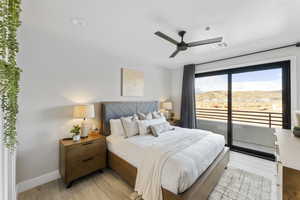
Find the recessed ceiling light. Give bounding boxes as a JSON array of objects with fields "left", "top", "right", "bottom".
[{"left": 71, "top": 18, "right": 86, "bottom": 26}]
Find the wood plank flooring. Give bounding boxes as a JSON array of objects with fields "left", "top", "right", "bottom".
[{"left": 18, "top": 151, "right": 277, "bottom": 200}]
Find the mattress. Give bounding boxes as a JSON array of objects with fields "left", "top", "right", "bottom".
[{"left": 106, "top": 127, "right": 225, "bottom": 194}]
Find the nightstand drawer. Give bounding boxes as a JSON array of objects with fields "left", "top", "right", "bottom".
[
  {"left": 68, "top": 149, "right": 106, "bottom": 167},
  {"left": 67, "top": 139, "right": 105, "bottom": 161},
  {"left": 68, "top": 154, "right": 105, "bottom": 181}
]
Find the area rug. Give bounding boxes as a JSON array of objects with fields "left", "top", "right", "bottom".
[
  {"left": 209, "top": 168, "right": 272, "bottom": 200},
  {"left": 130, "top": 168, "right": 272, "bottom": 200}
]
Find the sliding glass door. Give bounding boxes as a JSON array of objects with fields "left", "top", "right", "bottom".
[
  {"left": 195, "top": 61, "right": 291, "bottom": 160},
  {"left": 232, "top": 68, "right": 283, "bottom": 155},
  {"left": 195, "top": 74, "right": 228, "bottom": 144}
]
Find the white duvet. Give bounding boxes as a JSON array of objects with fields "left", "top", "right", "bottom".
[{"left": 106, "top": 127, "right": 225, "bottom": 196}]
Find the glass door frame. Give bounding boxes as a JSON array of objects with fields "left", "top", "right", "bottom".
[{"left": 195, "top": 60, "right": 291, "bottom": 160}]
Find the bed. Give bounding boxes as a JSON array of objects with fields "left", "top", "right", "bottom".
[{"left": 100, "top": 101, "right": 230, "bottom": 200}]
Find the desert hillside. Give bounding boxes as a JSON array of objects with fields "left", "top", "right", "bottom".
[{"left": 196, "top": 90, "right": 282, "bottom": 112}]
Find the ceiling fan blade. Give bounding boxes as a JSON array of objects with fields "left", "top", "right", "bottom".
[
  {"left": 187, "top": 37, "right": 223, "bottom": 47},
  {"left": 169, "top": 49, "right": 180, "bottom": 58},
  {"left": 155, "top": 31, "right": 179, "bottom": 45}
]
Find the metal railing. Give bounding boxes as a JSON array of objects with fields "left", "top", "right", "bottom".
[{"left": 196, "top": 108, "right": 283, "bottom": 128}]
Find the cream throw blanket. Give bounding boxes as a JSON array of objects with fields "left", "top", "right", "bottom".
[{"left": 134, "top": 132, "right": 208, "bottom": 200}]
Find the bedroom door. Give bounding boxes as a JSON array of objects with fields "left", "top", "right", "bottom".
[{"left": 195, "top": 74, "right": 229, "bottom": 145}]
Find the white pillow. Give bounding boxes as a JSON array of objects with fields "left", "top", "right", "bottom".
[
  {"left": 137, "top": 117, "right": 167, "bottom": 135},
  {"left": 152, "top": 111, "right": 165, "bottom": 119},
  {"left": 121, "top": 116, "right": 139, "bottom": 138},
  {"left": 110, "top": 119, "right": 125, "bottom": 137},
  {"left": 137, "top": 112, "right": 153, "bottom": 120}
]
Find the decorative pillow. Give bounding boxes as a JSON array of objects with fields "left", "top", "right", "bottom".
[
  {"left": 138, "top": 112, "right": 153, "bottom": 120},
  {"left": 137, "top": 117, "right": 167, "bottom": 135},
  {"left": 110, "top": 119, "right": 125, "bottom": 137},
  {"left": 150, "top": 122, "right": 172, "bottom": 137},
  {"left": 120, "top": 116, "right": 139, "bottom": 138},
  {"left": 152, "top": 111, "right": 165, "bottom": 119},
  {"left": 132, "top": 114, "right": 139, "bottom": 120}
]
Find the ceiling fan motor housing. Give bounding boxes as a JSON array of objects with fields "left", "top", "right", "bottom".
[
  {"left": 178, "top": 30, "right": 188, "bottom": 51},
  {"left": 178, "top": 43, "right": 188, "bottom": 51}
]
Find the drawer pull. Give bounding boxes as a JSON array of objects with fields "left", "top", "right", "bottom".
[
  {"left": 82, "top": 157, "right": 94, "bottom": 162},
  {"left": 82, "top": 142, "right": 93, "bottom": 146}
]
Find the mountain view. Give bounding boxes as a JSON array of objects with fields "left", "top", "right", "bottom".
[
  {"left": 195, "top": 68, "right": 283, "bottom": 113},
  {"left": 196, "top": 90, "right": 282, "bottom": 112}
]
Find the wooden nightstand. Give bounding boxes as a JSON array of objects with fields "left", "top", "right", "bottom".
[{"left": 59, "top": 134, "right": 106, "bottom": 187}]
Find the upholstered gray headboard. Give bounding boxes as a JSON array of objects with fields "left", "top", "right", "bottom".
[{"left": 101, "top": 101, "right": 159, "bottom": 136}]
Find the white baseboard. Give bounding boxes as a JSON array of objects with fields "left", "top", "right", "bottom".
[{"left": 17, "top": 170, "right": 61, "bottom": 193}]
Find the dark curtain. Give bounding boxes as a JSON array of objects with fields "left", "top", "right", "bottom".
[{"left": 180, "top": 64, "right": 197, "bottom": 128}]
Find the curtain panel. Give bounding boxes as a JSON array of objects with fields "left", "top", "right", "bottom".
[{"left": 180, "top": 64, "right": 197, "bottom": 128}]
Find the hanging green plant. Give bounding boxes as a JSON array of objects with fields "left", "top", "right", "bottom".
[{"left": 0, "top": 0, "right": 22, "bottom": 150}]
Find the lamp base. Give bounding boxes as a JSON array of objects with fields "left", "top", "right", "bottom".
[{"left": 81, "top": 126, "right": 90, "bottom": 138}]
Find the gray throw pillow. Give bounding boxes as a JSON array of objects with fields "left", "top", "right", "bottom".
[{"left": 150, "top": 122, "right": 172, "bottom": 137}]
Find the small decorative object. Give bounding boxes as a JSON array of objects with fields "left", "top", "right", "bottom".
[
  {"left": 70, "top": 125, "right": 81, "bottom": 141},
  {"left": 170, "top": 112, "right": 175, "bottom": 121},
  {"left": 121, "top": 68, "right": 144, "bottom": 97},
  {"left": 293, "top": 126, "right": 300, "bottom": 137},
  {"left": 162, "top": 101, "right": 173, "bottom": 120},
  {"left": 73, "top": 104, "right": 95, "bottom": 138}
]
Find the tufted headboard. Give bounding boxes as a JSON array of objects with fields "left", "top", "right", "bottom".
[{"left": 100, "top": 101, "right": 159, "bottom": 136}]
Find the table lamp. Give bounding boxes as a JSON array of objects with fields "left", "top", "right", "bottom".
[
  {"left": 162, "top": 102, "right": 173, "bottom": 120},
  {"left": 73, "top": 104, "right": 95, "bottom": 138}
]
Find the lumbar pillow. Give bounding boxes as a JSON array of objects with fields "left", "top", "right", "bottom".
[
  {"left": 137, "top": 117, "right": 167, "bottom": 135},
  {"left": 120, "top": 116, "right": 139, "bottom": 138},
  {"left": 152, "top": 111, "right": 165, "bottom": 119},
  {"left": 110, "top": 119, "right": 126, "bottom": 137},
  {"left": 137, "top": 112, "right": 153, "bottom": 120},
  {"left": 150, "top": 122, "right": 172, "bottom": 137}
]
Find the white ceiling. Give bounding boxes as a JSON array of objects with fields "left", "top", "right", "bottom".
[{"left": 21, "top": 0, "right": 300, "bottom": 68}]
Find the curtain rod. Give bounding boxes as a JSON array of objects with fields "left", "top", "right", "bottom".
[{"left": 195, "top": 42, "right": 300, "bottom": 66}]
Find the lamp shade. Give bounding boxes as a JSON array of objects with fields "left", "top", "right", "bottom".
[
  {"left": 73, "top": 104, "right": 95, "bottom": 119},
  {"left": 162, "top": 102, "right": 173, "bottom": 110}
]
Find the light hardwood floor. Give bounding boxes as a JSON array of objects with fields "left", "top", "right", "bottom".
[{"left": 18, "top": 151, "right": 277, "bottom": 200}]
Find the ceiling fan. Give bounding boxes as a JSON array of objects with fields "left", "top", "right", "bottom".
[{"left": 154, "top": 30, "right": 223, "bottom": 58}]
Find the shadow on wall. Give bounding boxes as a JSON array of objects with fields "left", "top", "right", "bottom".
[{"left": 42, "top": 103, "right": 102, "bottom": 137}]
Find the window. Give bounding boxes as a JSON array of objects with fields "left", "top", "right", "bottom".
[{"left": 195, "top": 61, "right": 291, "bottom": 160}]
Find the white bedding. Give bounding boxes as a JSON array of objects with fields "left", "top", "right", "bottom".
[{"left": 106, "top": 127, "right": 225, "bottom": 194}]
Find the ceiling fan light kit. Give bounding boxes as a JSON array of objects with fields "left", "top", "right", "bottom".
[{"left": 155, "top": 30, "right": 223, "bottom": 58}]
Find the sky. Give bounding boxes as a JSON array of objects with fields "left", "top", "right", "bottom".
[{"left": 195, "top": 68, "right": 282, "bottom": 93}]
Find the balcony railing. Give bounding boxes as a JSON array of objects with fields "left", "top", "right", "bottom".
[{"left": 196, "top": 108, "right": 282, "bottom": 128}]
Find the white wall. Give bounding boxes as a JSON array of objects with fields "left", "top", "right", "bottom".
[
  {"left": 16, "top": 25, "right": 172, "bottom": 184},
  {"left": 171, "top": 47, "right": 300, "bottom": 119}
]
